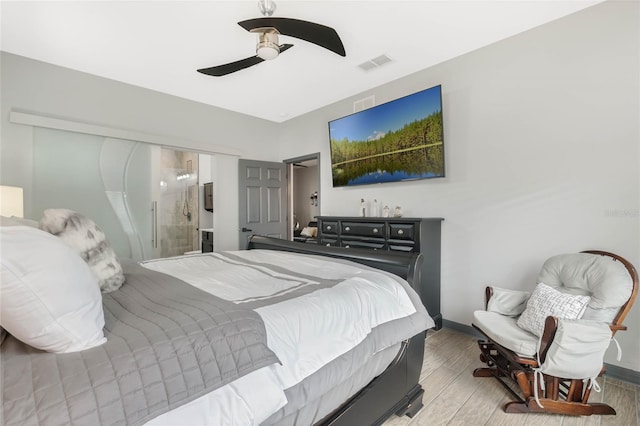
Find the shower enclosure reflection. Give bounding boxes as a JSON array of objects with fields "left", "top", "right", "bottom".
[{"left": 156, "top": 149, "right": 199, "bottom": 258}]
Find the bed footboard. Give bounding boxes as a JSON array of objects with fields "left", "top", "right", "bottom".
[
  {"left": 246, "top": 235, "right": 423, "bottom": 293},
  {"left": 317, "top": 331, "right": 426, "bottom": 426}
]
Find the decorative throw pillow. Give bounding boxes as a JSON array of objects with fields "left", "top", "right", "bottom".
[
  {"left": 517, "top": 282, "right": 590, "bottom": 337},
  {"left": 0, "top": 226, "right": 106, "bottom": 353},
  {"left": 40, "top": 208, "right": 125, "bottom": 292}
]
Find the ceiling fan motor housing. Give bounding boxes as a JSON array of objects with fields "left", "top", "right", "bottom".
[{"left": 256, "top": 30, "right": 280, "bottom": 60}]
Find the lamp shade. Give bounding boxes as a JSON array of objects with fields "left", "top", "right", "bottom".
[{"left": 0, "top": 185, "right": 24, "bottom": 218}]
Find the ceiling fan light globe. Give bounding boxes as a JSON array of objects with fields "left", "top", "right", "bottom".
[{"left": 257, "top": 45, "right": 279, "bottom": 60}]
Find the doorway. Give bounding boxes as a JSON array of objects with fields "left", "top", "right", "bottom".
[{"left": 284, "top": 153, "right": 321, "bottom": 241}]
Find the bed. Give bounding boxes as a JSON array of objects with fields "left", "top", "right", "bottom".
[{"left": 1, "top": 229, "right": 432, "bottom": 426}]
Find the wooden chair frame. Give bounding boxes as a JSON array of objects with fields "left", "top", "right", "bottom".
[{"left": 472, "top": 250, "right": 638, "bottom": 416}]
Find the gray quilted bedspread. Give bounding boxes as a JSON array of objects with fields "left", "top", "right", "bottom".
[{"left": 1, "top": 261, "right": 279, "bottom": 426}]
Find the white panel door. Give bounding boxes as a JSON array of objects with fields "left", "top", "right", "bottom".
[{"left": 238, "top": 159, "right": 287, "bottom": 249}]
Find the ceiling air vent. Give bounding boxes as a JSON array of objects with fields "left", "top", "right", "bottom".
[
  {"left": 353, "top": 95, "right": 375, "bottom": 113},
  {"left": 357, "top": 54, "right": 393, "bottom": 72}
]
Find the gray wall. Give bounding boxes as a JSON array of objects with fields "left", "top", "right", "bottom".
[{"left": 276, "top": 1, "right": 640, "bottom": 372}]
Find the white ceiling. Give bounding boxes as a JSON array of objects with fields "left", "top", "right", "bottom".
[{"left": 1, "top": 0, "right": 603, "bottom": 123}]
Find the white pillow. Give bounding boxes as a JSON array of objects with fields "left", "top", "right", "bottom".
[
  {"left": 517, "top": 282, "right": 590, "bottom": 337},
  {"left": 40, "top": 208, "right": 124, "bottom": 293},
  {"left": 0, "top": 226, "right": 107, "bottom": 353}
]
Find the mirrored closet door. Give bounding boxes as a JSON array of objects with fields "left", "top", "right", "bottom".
[{"left": 32, "top": 127, "right": 200, "bottom": 260}]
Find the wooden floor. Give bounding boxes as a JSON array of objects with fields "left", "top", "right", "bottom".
[{"left": 383, "top": 328, "right": 640, "bottom": 426}]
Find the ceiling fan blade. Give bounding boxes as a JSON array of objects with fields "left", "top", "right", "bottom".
[
  {"left": 279, "top": 43, "right": 293, "bottom": 53},
  {"left": 197, "top": 55, "right": 264, "bottom": 77},
  {"left": 197, "top": 44, "right": 294, "bottom": 77},
  {"left": 238, "top": 17, "right": 345, "bottom": 57}
]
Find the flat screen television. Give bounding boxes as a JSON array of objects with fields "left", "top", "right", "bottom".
[{"left": 328, "top": 84, "right": 444, "bottom": 187}]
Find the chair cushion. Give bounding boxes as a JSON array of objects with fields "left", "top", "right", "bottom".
[
  {"left": 517, "top": 283, "right": 590, "bottom": 337},
  {"left": 538, "top": 253, "right": 633, "bottom": 322},
  {"left": 539, "top": 318, "right": 612, "bottom": 380},
  {"left": 473, "top": 310, "right": 538, "bottom": 357},
  {"left": 486, "top": 287, "right": 530, "bottom": 317}
]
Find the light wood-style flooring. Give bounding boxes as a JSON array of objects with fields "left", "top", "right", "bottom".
[{"left": 383, "top": 328, "right": 639, "bottom": 426}]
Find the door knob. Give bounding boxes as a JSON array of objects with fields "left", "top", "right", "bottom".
[{"left": 241, "top": 227, "right": 253, "bottom": 232}]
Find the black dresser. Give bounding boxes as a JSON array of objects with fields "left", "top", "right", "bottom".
[{"left": 316, "top": 216, "right": 443, "bottom": 329}]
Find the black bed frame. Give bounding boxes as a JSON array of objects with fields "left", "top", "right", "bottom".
[{"left": 247, "top": 236, "right": 427, "bottom": 425}]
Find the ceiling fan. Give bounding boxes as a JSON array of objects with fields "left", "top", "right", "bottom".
[{"left": 197, "top": 0, "right": 346, "bottom": 77}]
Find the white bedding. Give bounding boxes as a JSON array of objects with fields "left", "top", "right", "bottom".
[
  {"left": 145, "top": 366, "right": 287, "bottom": 426},
  {"left": 142, "top": 250, "right": 418, "bottom": 426}
]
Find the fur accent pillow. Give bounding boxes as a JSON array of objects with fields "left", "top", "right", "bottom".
[{"left": 40, "top": 209, "right": 124, "bottom": 293}]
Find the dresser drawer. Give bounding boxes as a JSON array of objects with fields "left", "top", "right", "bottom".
[
  {"left": 341, "top": 222, "right": 385, "bottom": 238},
  {"left": 321, "top": 221, "right": 339, "bottom": 235},
  {"left": 341, "top": 240, "right": 386, "bottom": 250},
  {"left": 388, "top": 243, "right": 416, "bottom": 253},
  {"left": 389, "top": 223, "right": 415, "bottom": 240},
  {"left": 321, "top": 238, "right": 339, "bottom": 247}
]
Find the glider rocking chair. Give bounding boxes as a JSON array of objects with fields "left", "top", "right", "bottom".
[{"left": 472, "top": 250, "right": 638, "bottom": 416}]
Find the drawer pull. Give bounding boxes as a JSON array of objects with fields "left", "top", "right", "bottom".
[
  {"left": 398, "top": 229, "right": 404, "bottom": 235},
  {"left": 326, "top": 225, "right": 332, "bottom": 231},
  {"left": 373, "top": 228, "right": 379, "bottom": 234},
  {"left": 345, "top": 226, "right": 351, "bottom": 232}
]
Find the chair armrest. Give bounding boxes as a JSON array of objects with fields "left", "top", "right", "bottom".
[
  {"left": 485, "top": 286, "right": 531, "bottom": 316},
  {"left": 484, "top": 286, "right": 493, "bottom": 310},
  {"left": 538, "top": 316, "right": 559, "bottom": 363}
]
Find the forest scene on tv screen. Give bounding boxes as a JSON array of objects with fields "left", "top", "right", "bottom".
[{"left": 329, "top": 85, "right": 444, "bottom": 187}]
